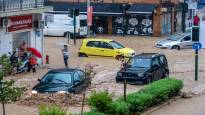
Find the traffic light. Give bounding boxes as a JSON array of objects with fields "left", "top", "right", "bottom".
[
  {"left": 192, "top": 26, "right": 200, "bottom": 42},
  {"left": 69, "top": 9, "right": 74, "bottom": 18},
  {"left": 74, "top": 9, "right": 80, "bottom": 16}
]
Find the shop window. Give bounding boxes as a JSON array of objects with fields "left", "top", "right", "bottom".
[{"left": 12, "top": 31, "right": 30, "bottom": 52}]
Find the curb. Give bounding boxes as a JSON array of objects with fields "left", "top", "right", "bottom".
[{"left": 142, "top": 96, "right": 181, "bottom": 115}]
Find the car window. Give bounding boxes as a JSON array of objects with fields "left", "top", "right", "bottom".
[
  {"left": 109, "top": 41, "right": 125, "bottom": 49},
  {"left": 86, "top": 41, "right": 100, "bottom": 48},
  {"left": 128, "top": 58, "right": 151, "bottom": 68},
  {"left": 74, "top": 72, "right": 80, "bottom": 82},
  {"left": 152, "top": 58, "right": 160, "bottom": 66},
  {"left": 77, "top": 71, "right": 85, "bottom": 81},
  {"left": 41, "top": 72, "right": 72, "bottom": 84},
  {"left": 183, "top": 36, "right": 191, "bottom": 41},
  {"left": 100, "top": 42, "right": 113, "bottom": 49},
  {"left": 159, "top": 56, "right": 167, "bottom": 65}
]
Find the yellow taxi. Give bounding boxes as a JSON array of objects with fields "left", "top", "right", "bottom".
[{"left": 78, "top": 38, "right": 135, "bottom": 58}]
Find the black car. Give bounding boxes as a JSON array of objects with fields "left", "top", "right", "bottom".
[
  {"left": 32, "top": 68, "right": 91, "bottom": 94},
  {"left": 116, "top": 53, "right": 169, "bottom": 84}
]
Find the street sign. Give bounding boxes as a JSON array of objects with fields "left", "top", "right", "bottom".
[{"left": 192, "top": 42, "right": 202, "bottom": 50}]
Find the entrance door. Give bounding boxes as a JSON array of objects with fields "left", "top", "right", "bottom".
[
  {"left": 94, "top": 16, "right": 108, "bottom": 34},
  {"left": 13, "top": 31, "right": 30, "bottom": 52}
]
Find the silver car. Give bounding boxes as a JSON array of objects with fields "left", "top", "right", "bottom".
[{"left": 155, "top": 33, "right": 193, "bottom": 50}]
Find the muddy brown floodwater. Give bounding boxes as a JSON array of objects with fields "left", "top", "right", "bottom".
[{"left": 3, "top": 35, "right": 205, "bottom": 115}]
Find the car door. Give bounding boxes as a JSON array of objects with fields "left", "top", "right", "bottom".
[
  {"left": 99, "top": 41, "right": 115, "bottom": 57},
  {"left": 151, "top": 57, "right": 161, "bottom": 80},
  {"left": 85, "top": 41, "right": 101, "bottom": 56},
  {"left": 159, "top": 56, "right": 168, "bottom": 77},
  {"left": 180, "top": 35, "right": 193, "bottom": 49},
  {"left": 73, "top": 71, "right": 83, "bottom": 93}
]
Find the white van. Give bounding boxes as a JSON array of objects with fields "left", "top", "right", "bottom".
[{"left": 44, "top": 13, "right": 87, "bottom": 37}]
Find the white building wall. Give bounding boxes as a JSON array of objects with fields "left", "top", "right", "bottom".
[{"left": 0, "top": 28, "right": 13, "bottom": 56}]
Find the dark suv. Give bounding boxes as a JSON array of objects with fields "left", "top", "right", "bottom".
[{"left": 116, "top": 53, "right": 169, "bottom": 84}]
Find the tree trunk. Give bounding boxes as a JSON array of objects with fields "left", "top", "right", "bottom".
[{"left": 2, "top": 103, "right": 5, "bottom": 115}]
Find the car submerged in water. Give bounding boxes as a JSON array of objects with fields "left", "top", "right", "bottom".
[
  {"left": 32, "top": 68, "right": 91, "bottom": 94},
  {"left": 155, "top": 33, "right": 193, "bottom": 50},
  {"left": 116, "top": 53, "right": 169, "bottom": 84}
]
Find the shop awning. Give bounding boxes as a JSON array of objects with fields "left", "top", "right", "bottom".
[
  {"left": 127, "top": 4, "right": 157, "bottom": 14},
  {"left": 45, "top": 1, "right": 157, "bottom": 15}
]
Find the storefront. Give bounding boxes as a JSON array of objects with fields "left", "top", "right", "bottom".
[
  {"left": 161, "top": 13, "right": 172, "bottom": 34},
  {"left": 112, "top": 14, "right": 153, "bottom": 35},
  {"left": 0, "top": 14, "right": 44, "bottom": 64}
]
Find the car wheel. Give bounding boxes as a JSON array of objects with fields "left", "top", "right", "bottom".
[
  {"left": 171, "top": 45, "right": 180, "bottom": 50},
  {"left": 78, "top": 53, "right": 88, "bottom": 57},
  {"left": 115, "top": 55, "right": 123, "bottom": 60}
]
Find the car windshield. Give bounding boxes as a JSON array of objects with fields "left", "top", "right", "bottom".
[
  {"left": 167, "top": 34, "right": 184, "bottom": 41},
  {"left": 41, "top": 72, "right": 72, "bottom": 84},
  {"left": 109, "top": 41, "right": 125, "bottom": 49},
  {"left": 128, "top": 58, "right": 151, "bottom": 68}
]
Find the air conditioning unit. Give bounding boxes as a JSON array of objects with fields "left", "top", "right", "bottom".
[
  {"left": 34, "top": 20, "right": 45, "bottom": 29},
  {"left": 2, "top": 18, "right": 10, "bottom": 28}
]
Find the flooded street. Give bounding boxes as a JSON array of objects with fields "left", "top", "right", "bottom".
[{"left": 3, "top": 35, "right": 205, "bottom": 114}]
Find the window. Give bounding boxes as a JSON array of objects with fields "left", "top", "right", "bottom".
[
  {"left": 74, "top": 72, "right": 80, "bottom": 82},
  {"left": 86, "top": 41, "right": 100, "bottom": 48},
  {"left": 80, "top": 20, "right": 87, "bottom": 27},
  {"left": 183, "top": 36, "right": 191, "bottom": 41},
  {"left": 109, "top": 41, "right": 125, "bottom": 49},
  {"left": 128, "top": 58, "right": 151, "bottom": 68},
  {"left": 77, "top": 71, "right": 85, "bottom": 81},
  {"left": 100, "top": 42, "right": 113, "bottom": 49},
  {"left": 41, "top": 72, "right": 72, "bottom": 84},
  {"left": 159, "top": 56, "right": 167, "bottom": 65},
  {"left": 152, "top": 58, "right": 160, "bottom": 66}
]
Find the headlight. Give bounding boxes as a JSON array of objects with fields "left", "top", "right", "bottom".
[
  {"left": 31, "top": 90, "right": 37, "bottom": 94},
  {"left": 57, "top": 91, "right": 66, "bottom": 94},
  {"left": 117, "top": 73, "right": 122, "bottom": 77}
]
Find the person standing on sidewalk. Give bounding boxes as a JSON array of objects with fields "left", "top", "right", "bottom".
[{"left": 62, "top": 45, "right": 69, "bottom": 68}]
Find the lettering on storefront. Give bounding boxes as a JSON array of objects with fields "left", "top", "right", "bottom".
[{"left": 8, "top": 15, "right": 32, "bottom": 32}]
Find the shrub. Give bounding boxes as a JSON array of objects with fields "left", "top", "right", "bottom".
[
  {"left": 86, "top": 78, "right": 183, "bottom": 115},
  {"left": 107, "top": 101, "right": 129, "bottom": 115},
  {"left": 83, "top": 110, "right": 106, "bottom": 115},
  {"left": 126, "top": 78, "right": 183, "bottom": 113},
  {"left": 87, "top": 91, "right": 112, "bottom": 113},
  {"left": 39, "top": 105, "right": 66, "bottom": 115}
]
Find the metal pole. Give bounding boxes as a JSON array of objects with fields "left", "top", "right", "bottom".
[
  {"left": 74, "top": 11, "right": 76, "bottom": 45},
  {"left": 182, "top": 0, "right": 186, "bottom": 32},
  {"left": 87, "top": 0, "right": 90, "bottom": 38},
  {"left": 195, "top": 49, "right": 198, "bottom": 81}
]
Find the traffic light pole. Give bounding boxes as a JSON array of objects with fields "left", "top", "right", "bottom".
[{"left": 195, "top": 49, "right": 198, "bottom": 81}]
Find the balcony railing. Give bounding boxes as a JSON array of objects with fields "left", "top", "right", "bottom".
[{"left": 0, "top": 0, "right": 45, "bottom": 12}]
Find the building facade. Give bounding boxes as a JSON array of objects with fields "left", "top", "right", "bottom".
[
  {"left": 47, "top": 0, "right": 183, "bottom": 37},
  {"left": 0, "top": 0, "right": 52, "bottom": 64}
]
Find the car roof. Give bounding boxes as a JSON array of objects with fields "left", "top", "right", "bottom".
[
  {"left": 48, "top": 68, "right": 82, "bottom": 73},
  {"left": 134, "top": 53, "right": 163, "bottom": 58},
  {"left": 83, "top": 38, "right": 113, "bottom": 42}
]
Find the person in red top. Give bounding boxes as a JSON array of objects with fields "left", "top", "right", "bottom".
[
  {"left": 194, "top": 15, "right": 200, "bottom": 26},
  {"left": 28, "top": 53, "right": 37, "bottom": 73}
]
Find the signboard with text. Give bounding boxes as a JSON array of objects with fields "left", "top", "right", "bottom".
[{"left": 8, "top": 15, "right": 32, "bottom": 32}]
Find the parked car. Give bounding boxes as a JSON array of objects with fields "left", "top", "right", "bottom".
[
  {"left": 155, "top": 33, "right": 193, "bottom": 50},
  {"left": 78, "top": 38, "right": 135, "bottom": 58},
  {"left": 32, "top": 68, "right": 91, "bottom": 94},
  {"left": 116, "top": 53, "right": 169, "bottom": 84}
]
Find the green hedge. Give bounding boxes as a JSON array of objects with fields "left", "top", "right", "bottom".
[{"left": 87, "top": 78, "right": 183, "bottom": 115}]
